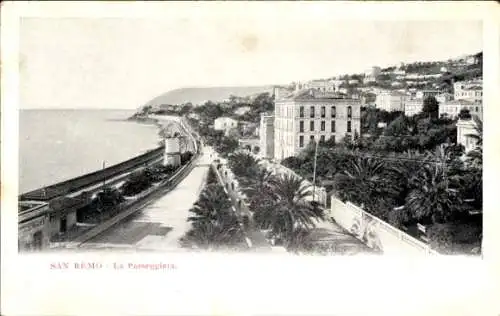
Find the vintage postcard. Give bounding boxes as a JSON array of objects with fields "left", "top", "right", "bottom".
[{"left": 1, "top": 1, "right": 499, "bottom": 315}]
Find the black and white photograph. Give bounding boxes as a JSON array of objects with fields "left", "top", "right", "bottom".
[
  {"left": 16, "top": 18, "right": 485, "bottom": 256},
  {"left": 2, "top": 2, "right": 499, "bottom": 316}
]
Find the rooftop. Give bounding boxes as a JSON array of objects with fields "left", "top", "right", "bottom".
[
  {"left": 442, "top": 99, "right": 477, "bottom": 105},
  {"left": 18, "top": 200, "right": 49, "bottom": 214}
]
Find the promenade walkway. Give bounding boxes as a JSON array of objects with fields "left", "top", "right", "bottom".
[{"left": 82, "top": 146, "right": 211, "bottom": 251}]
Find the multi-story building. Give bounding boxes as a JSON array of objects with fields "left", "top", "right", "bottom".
[
  {"left": 454, "top": 81, "right": 483, "bottom": 103},
  {"left": 214, "top": 117, "right": 238, "bottom": 134},
  {"left": 259, "top": 113, "right": 275, "bottom": 159},
  {"left": 375, "top": 91, "right": 406, "bottom": 112},
  {"left": 436, "top": 93, "right": 454, "bottom": 103},
  {"left": 301, "top": 80, "right": 337, "bottom": 93},
  {"left": 404, "top": 98, "right": 424, "bottom": 117},
  {"left": 416, "top": 90, "right": 441, "bottom": 99},
  {"left": 439, "top": 100, "right": 483, "bottom": 120},
  {"left": 273, "top": 88, "right": 361, "bottom": 160}
]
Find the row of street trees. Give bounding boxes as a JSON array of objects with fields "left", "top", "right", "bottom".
[
  {"left": 226, "top": 152, "right": 325, "bottom": 252},
  {"left": 184, "top": 116, "right": 329, "bottom": 253}
]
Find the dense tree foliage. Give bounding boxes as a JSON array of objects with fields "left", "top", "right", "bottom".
[
  {"left": 181, "top": 183, "right": 245, "bottom": 250},
  {"left": 422, "top": 96, "right": 439, "bottom": 118}
]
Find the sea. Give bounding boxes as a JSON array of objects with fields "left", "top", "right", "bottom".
[{"left": 19, "top": 109, "right": 161, "bottom": 194}]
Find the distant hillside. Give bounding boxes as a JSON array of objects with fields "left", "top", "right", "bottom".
[{"left": 143, "top": 86, "right": 273, "bottom": 108}]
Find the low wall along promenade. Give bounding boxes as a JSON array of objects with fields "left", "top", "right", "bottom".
[{"left": 329, "top": 196, "right": 439, "bottom": 255}]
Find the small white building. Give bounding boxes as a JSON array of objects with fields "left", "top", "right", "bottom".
[
  {"left": 457, "top": 118, "right": 480, "bottom": 152},
  {"left": 404, "top": 98, "right": 424, "bottom": 117},
  {"left": 375, "top": 91, "right": 407, "bottom": 112},
  {"left": 436, "top": 93, "right": 454, "bottom": 104},
  {"left": 454, "top": 81, "right": 483, "bottom": 103},
  {"left": 416, "top": 90, "right": 441, "bottom": 100},
  {"left": 214, "top": 117, "right": 238, "bottom": 132},
  {"left": 365, "top": 66, "right": 381, "bottom": 78}
]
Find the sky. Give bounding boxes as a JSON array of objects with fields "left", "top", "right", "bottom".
[{"left": 19, "top": 16, "right": 482, "bottom": 109}]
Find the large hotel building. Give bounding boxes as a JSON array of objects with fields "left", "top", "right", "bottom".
[{"left": 272, "top": 86, "right": 361, "bottom": 160}]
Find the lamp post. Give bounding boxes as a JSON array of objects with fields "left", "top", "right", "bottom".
[
  {"left": 311, "top": 139, "right": 319, "bottom": 202},
  {"left": 102, "top": 160, "right": 106, "bottom": 188}
]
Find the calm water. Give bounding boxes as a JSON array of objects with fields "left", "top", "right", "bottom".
[{"left": 19, "top": 109, "right": 160, "bottom": 194}]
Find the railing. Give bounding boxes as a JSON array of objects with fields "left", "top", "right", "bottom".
[{"left": 332, "top": 198, "right": 439, "bottom": 255}]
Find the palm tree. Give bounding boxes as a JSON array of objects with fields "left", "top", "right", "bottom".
[
  {"left": 187, "top": 184, "right": 233, "bottom": 226},
  {"left": 405, "top": 164, "right": 464, "bottom": 224},
  {"left": 333, "top": 157, "right": 401, "bottom": 219},
  {"left": 239, "top": 167, "right": 274, "bottom": 204},
  {"left": 182, "top": 184, "right": 246, "bottom": 250},
  {"left": 227, "top": 152, "right": 260, "bottom": 178},
  {"left": 466, "top": 116, "right": 483, "bottom": 169},
  {"left": 253, "top": 173, "right": 325, "bottom": 245},
  {"left": 180, "top": 217, "right": 245, "bottom": 250}
]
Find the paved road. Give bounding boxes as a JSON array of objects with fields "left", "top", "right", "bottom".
[{"left": 82, "top": 146, "right": 212, "bottom": 251}]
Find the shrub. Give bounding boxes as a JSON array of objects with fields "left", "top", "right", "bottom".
[
  {"left": 180, "top": 151, "right": 194, "bottom": 165},
  {"left": 122, "top": 170, "right": 154, "bottom": 196}
]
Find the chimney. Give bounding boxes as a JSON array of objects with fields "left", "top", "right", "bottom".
[
  {"left": 273, "top": 86, "right": 280, "bottom": 100},
  {"left": 295, "top": 82, "right": 301, "bottom": 92}
]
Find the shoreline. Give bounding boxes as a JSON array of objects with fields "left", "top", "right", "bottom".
[{"left": 19, "top": 113, "right": 165, "bottom": 198}]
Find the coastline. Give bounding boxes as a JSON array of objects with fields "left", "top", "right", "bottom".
[{"left": 19, "top": 112, "right": 166, "bottom": 197}]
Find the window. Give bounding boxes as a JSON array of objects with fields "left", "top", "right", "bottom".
[
  {"left": 347, "top": 106, "right": 352, "bottom": 119},
  {"left": 310, "top": 135, "right": 315, "bottom": 143},
  {"left": 299, "top": 106, "right": 304, "bottom": 118},
  {"left": 329, "top": 136, "right": 336, "bottom": 144},
  {"left": 347, "top": 121, "right": 352, "bottom": 133},
  {"left": 320, "top": 135, "right": 325, "bottom": 142},
  {"left": 331, "top": 106, "right": 336, "bottom": 118},
  {"left": 321, "top": 121, "right": 325, "bottom": 131},
  {"left": 310, "top": 121, "right": 314, "bottom": 131},
  {"left": 321, "top": 106, "right": 326, "bottom": 118},
  {"left": 475, "top": 107, "right": 479, "bottom": 112},
  {"left": 299, "top": 121, "right": 304, "bottom": 133},
  {"left": 310, "top": 106, "right": 315, "bottom": 118},
  {"left": 331, "top": 120, "right": 336, "bottom": 133},
  {"left": 299, "top": 135, "right": 304, "bottom": 147}
]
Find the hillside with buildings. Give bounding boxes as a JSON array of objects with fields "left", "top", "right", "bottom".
[
  {"left": 142, "top": 85, "right": 273, "bottom": 110},
  {"left": 171, "top": 50, "right": 483, "bottom": 256}
]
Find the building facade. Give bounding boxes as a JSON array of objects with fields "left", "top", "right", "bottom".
[
  {"left": 18, "top": 201, "right": 51, "bottom": 252},
  {"left": 365, "top": 66, "right": 381, "bottom": 78},
  {"left": 375, "top": 91, "right": 406, "bottom": 112},
  {"left": 454, "top": 86, "right": 483, "bottom": 103},
  {"left": 436, "top": 93, "right": 454, "bottom": 104},
  {"left": 439, "top": 100, "right": 483, "bottom": 120},
  {"left": 454, "top": 80, "right": 483, "bottom": 103},
  {"left": 300, "top": 80, "right": 337, "bottom": 93},
  {"left": 259, "top": 113, "right": 275, "bottom": 159},
  {"left": 274, "top": 89, "right": 361, "bottom": 160},
  {"left": 416, "top": 90, "right": 441, "bottom": 99},
  {"left": 214, "top": 117, "right": 238, "bottom": 134},
  {"left": 404, "top": 98, "right": 424, "bottom": 117},
  {"left": 164, "top": 137, "right": 181, "bottom": 167}
]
